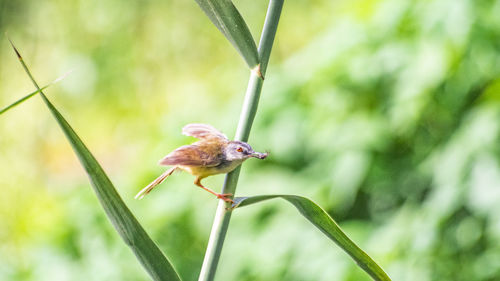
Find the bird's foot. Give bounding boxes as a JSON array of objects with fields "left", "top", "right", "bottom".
[{"left": 216, "top": 193, "right": 234, "bottom": 203}]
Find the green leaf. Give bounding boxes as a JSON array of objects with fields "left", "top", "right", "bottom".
[
  {"left": 0, "top": 71, "right": 70, "bottom": 115},
  {"left": 0, "top": 84, "right": 50, "bottom": 115},
  {"left": 194, "top": 0, "right": 260, "bottom": 72},
  {"left": 8, "top": 40, "right": 182, "bottom": 281},
  {"left": 232, "top": 195, "right": 391, "bottom": 281}
]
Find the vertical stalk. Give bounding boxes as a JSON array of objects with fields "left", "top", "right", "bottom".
[{"left": 198, "top": 1, "right": 284, "bottom": 280}]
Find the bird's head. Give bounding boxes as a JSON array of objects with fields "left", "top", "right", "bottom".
[{"left": 224, "top": 141, "right": 268, "bottom": 162}]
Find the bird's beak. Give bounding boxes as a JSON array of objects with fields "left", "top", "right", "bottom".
[{"left": 251, "top": 151, "right": 268, "bottom": 159}]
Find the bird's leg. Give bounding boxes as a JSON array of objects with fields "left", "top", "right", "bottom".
[{"left": 194, "top": 177, "right": 233, "bottom": 203}]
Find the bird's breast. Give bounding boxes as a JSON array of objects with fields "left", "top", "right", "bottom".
[{"left": 179, "top": 159, "right": 243, "bottom": 178}]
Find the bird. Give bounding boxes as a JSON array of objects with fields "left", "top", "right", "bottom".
[{"left": 135, "top": 123, "right": 268, "bottom": 202}]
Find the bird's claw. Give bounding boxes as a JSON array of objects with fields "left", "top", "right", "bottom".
[{"left": 216, "top": 193, "right": 234, "bottom": 203}]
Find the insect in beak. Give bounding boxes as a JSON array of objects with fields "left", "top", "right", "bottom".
[{"left": 251, "top": 151, "right": 268, "bottom": 159}]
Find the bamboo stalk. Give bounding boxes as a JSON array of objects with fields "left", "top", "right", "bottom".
[{"left": 198, "top": 1, "right": 284, "bottom": 280}]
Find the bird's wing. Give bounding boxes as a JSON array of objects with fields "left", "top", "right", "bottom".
[
  {"left": 182, "top": 123, "right": 228, "bottom": 140},
  {"left": 159, "top": 145, "right": 221, "bottom": 167}
]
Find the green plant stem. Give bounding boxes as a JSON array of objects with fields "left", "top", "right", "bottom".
[{"left": 198, "top": 1, "right": 284, "bottom": 280}]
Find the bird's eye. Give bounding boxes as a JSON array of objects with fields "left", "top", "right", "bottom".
[{"left": 236, "top": 147, "right": 243, "bottom": 153}]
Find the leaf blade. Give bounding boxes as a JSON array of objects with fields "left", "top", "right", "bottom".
[
  {"left": 9, "top": 40, "right": 182, "bottom": 281},
  {"left": 43, "top": 98, "right": 181, "bottom": 281},
  {"left": 0, "top": 71, "right": 70, "bottom": 115},
  {"left": 0, "top": 84, "right": 50, "bottom": 115},
  {"left": 194, "top": 0, "right": 260, "bottom": 70},
  {"left": 232, "top": 195, "right": 391, "bottom": 281}
]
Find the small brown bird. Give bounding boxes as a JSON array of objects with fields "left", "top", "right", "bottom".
[{"left": 135, "top": 124, "right": 268, "bottom": 202}]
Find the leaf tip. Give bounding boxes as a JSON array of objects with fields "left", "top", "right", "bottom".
[
  {"left": 53, "top": 69, "right": 74, "bottom": 84},
  {"left": 6, "top": 36, "right": 23, "bottom": 61}
]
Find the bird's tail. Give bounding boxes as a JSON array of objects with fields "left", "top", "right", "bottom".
[{"left": 135, "top": 166, "right": 177, "bottom": 200}]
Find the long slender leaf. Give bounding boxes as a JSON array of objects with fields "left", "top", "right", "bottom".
[
  {"left": 194, "top": 0, "right": 261, "bottom": 73},
  {"left": 0, "top": 84, "right": 51, "bottom": 115},
  {"left": 231, "top": 195, "right": 391, "bottom": 281},
  {"left": 0, "top": 71, "right": 70, "bottom": 115},
  {"left": 9, "top": 40, "right": 181, "bottom": 281}
]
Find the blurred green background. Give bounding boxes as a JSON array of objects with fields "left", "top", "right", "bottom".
[{"left": 1, "top": 0, "right": 500, "bottom": 280}]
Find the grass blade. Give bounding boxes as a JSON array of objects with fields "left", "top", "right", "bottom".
[
  {"left": 232, "top": 195, "right": 391, "bottom": 281},
  {"left": 0, "top": 84, "right": 50, "bottom": 115},
  {"left": 194, "top": 0, "right": 261, "bottom": 74},
  {"left": 0, "top": 72, "right": 70, "bottom": 115},
  {"left": 8, "top": 40, "right": 181, "bottom": 281}
]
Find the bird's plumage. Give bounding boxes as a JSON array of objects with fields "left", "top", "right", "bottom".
[
  {"left": 135, "top": 123, "right": 268, "bottom": 202},
  {"left": 182, "top": 123, "right": 228, "bottom": 140},
  {"left": 159, "top": 142, "right": 224, "bottom": 167},
  {"left": 135, "top": 166, "right": 177, "bottom": 200}
]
